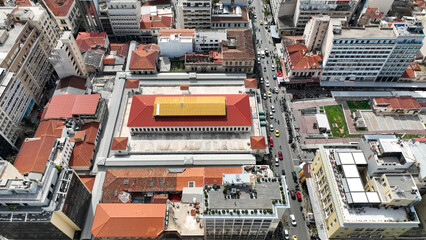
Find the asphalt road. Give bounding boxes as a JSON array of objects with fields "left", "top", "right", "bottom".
[{"left": 250, "top": 1, "right": 310, "bottom": 240}]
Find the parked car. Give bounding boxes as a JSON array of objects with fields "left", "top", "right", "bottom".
[
  {"left": 269, "top": 137, "right": 273, "bottom": 147},
  {"left": 263, "top": 93, "right": 267, "bottom": 100},
  {"left": 274, "top": 87, "right": 279, "bottom": 93},
  {"left": 281, "top": 169, "right": 286, "bottom": 175},
  {"left": 270, "top": 124, "right": 274, "bottom": 132},
  {"left": 269, "top": 112, "right": 274, "bottom": 119},
  {"left": 278, "top": 151, "right": 283, "bottom": 160},
  {"left": 271, "top": 65, "right": 275, "bottom": 71},
  {"left": 275, "top": 172, "right": 280, "bottom": 177},
  {"left": 260, "top": 77, "right": 264, "bottom": 84},
  {"left": 275, "top": 159, "right": 279, "bottom": 167},
  {"left": 290, "top": 190, "right": 295, "bottom": 200},
  {"left": 290, "top": 214, "right": 297, "bottom": 226},
  {"left": 263, "top": 66, "right": 267, "bottom": 72},
  {"left": 257, "top": 57, "right": 261, "bottom": 64},
  {"left": 292, "top": 171, "right": 298, "bottom": 183},
  {"left": 296, "top": 191, "right": 302, "bottom": 202}
]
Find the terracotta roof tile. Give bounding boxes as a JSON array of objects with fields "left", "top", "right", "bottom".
[
  {"left": 364, "top": 8, "right": 384, "bottom": 19},
  {"left": 14, "top": 136, "right": 56, "bottom": 174},
  {"left": 76, "top": 32, "right": 107, "bottom": 52},
  {"left": 244, "top": 78, "right": 257, "bottom": 88},
  {"left": 69, "top": 122, "right": 99, "bottom": 168},
  {"left": 79, "top": 175, "right": 96, "bottom": 192},
  {"left": 44, "top": 0, "right": 74, "bottom": 17},
  {"left": 110, "top": 43, "right": 129, "bottom": 57},
  {"left": 102, "top": 167, "right": 241, "bottom": 203},
  {"left": 56, "top": 76, "right": 87, "bottom": 90},
  {"left": 103, "top": 58, "right": 115, "bottom": 65},
  {"left": 111, "top": 137, "right": 128, "bottom": 150},
  {"left": 286, "top": 44, "right": 322, "bottom": 70},
  {"left": 16, "top": 0, "right": 33, "bottom": 6},
  {"left": 91, "top": 203, "right": 166, "bottom": 238},
  {"left": 158, "top": 29, "right": 195, "bottom": 37},
  {"left": 142, "top": 0, "right": 170, "bottom": 6},
  {"left": 374, "top": 97, "right": 421, "bottom": 110},
  {"left": 34, "top": 119, "right": 64, "bottom": 138},
  {"left": 129, "top": 46, "right": 158, "bottom": 70},
  {"left": 42, "top": 94, "right": 100, "bottom": 120},
  {"left": 222, "top": 29, "right": 254, "bottom": 61},
  {"left": 127, "top": 94, "right": 252, "bottom": 127},
  {"left": 70, "top": 131, "right": 85, "bottom": 142},
  {"left": 250, "top": 136, "right": 266, "bottom": 149},
  {"left": 125, "top": 79, "right": 139, "bottom": 89},
  {"left": 402, "top": 65, "right": 416, "bottom": 78},
  {"left": 410, "top": 62, "right": 421, "bottom": 71}
]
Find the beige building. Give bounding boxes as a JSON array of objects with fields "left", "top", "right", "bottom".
[
  {"left": 43, "top": 0, "right": 81, "bottom": 34},
  {"left": 303, "top": 15, "right": 330, "bottom": 52},
  {"left": 50, "top": 31, "right": 88, "bottom": 79},
  {"left": 176, "top": 0, "right": 211, "bottom": 29},
  {"left": 309, "top": 145, "right": 421, "bottom": 239}
]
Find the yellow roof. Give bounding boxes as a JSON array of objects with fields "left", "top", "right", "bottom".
[{"left": 153, "top": 96, "right": 226, "bottom": 116}]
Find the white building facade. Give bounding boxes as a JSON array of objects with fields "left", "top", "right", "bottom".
[
  {"left": 304, "top": 15, "right": 330, "bottom": 51},
  {"left": 50, "top": 31, "right": 88, "bottom": 79},
  {"left": 107, "top": 0, "right": 142, "bottom": 39},
  {"left": 321, "top": 20, "right": 424, "bottom": 82},
  {"left": 158, "top": 31, "right": 194, "bottom": 58}
]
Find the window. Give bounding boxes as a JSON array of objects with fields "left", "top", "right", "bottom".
[
  {"left": 123, "top": 179, "right": 129, "bottom": 184},
  {"left": 188, "top": 181, "right": 195, "bottom": 187}
]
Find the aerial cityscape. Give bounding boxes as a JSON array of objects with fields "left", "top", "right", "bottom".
[{"left": 1, "top": 0, "right": 426, "bottom": 239}]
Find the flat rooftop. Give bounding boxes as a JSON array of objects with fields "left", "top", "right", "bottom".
[
  {"left": 320, "top": 147, "right": 420, "bottom": 225},
  {"left": 166, "top": 202, "right": 204, "bottom": 236},
  {"left": 118, "top": 85, "right": 261, "bottom": 153},
  {"left": 339, "top": 27, "right": 395, "bottom": 38},
  {"left": 0, "top": 23, "right": 25, "bottom": 63},
  {"left": 208, "top": 182, "right": 282, "bottom": 210}
]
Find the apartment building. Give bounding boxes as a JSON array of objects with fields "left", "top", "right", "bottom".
[
  {"left": 282, "top": 44, "right": 323, "bottom": 83},
  {"left": 0, "top": 160, "right": 91, "bottom": 239},
  {"left": 195, "top": 29, "right": 226, "bottom": 52},
  {"left": 275, "top": 0, "right": 357, "bottom": 36},
  {"left": 107, "top": 0, "right": 142, "bottom": 39},
  {"left": 176, "top": 0, "right": 211, "bottom": 29},
  {"left": 321, "top": 19, "right": 425, "bottom": 83},
  {"left": 140, "top": 5, "right": 173, "bottom": 42},
  {"left": 43, "top": 0, "right": 81, "bottom": 34},
  {"left": 304, "top": 15, "right": 330, "bottom": 51},
  {"left": 158, "top": 29, "right": 194, "bottom": 58},
  {"left": 0, "top": 7, "right": 59, "bottom": 153},
  {"left": 309, "top": 145, "right": 421, "bottom": 239},
  {"left": 50, "top": 31, "right": 88, "bottom": 79}
]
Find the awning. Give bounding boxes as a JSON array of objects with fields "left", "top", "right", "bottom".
[{"left": 270, "top": 25, "right": 279, "bottom": 39}]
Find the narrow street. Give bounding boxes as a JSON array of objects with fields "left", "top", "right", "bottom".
[{"left": 250, "top": 1, "right": 311, "bottom": 239}]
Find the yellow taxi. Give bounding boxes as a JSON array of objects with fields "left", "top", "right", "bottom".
[
  {"left": 275, "top": 129, "right": 279, "bottom": 137},
  {"left": 292, "top": 235, "right": 297, "bottom": 240},
  {"left": 267, "top": 91, "right": 272, "bottom": 98},
  {"left": 260, "top": 20, "right": 263, "bottom": 25}
]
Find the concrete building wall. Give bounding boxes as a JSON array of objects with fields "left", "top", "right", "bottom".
[
  {"left": 50, "top": 31, "right": 88, "bottom": 79},
  {"left": 107, "top": 0, "right": 141, "bottom": 37},
  {"left": 178, "top": 0, "right": 212, "bottom": 29},
  {"left": 158, "top": 35, "right": 194, "bottom": 58},
  {"left": 195, "top": 30, "right": 226, "bottom": 52},
  {"left": 365, "top": 0, "right": 394, "bottom": 15},
  {"left": 304, "top": 15, "right": 330, "bottom": 51}
]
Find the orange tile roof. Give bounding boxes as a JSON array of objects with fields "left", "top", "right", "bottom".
[
  {"left": 44, "top": 0, "right": 74, "bottom": 17},
  {"left": 374, "top": 97, "right": 421, "bottom": 110},
  {"left": 91, "top": 203, "right": 166, "bottom": 238},
  {"left": 103, "top": 167, "right": 242, "bottom": 203},
  {"left": 244, "top": 78, "right": 257, "bottom": 88},
  {"left": 16, "top": 0, "right": 33, "bottom": 6},
  {"left": 34, "top": 119, "right": 65, "bottom": 138},
  {"left": 411, "top": 62, "right": 421, "bottom": 71},
  {"left": 250, "top": 136, "right": 266, "bottom": 149},
  {"left": 79, "top": 175, "right": 96, "bottom": 192},
  {"left": 14, "top": 136, "right": 56, "bottom": 174},
  {"left": 222, "top": 29, "right": 255, "bottom": 61},
  {"left": 129, "top": 47, "right": 158, "bottom": 70},
  {"left": 111, "top": 137, "right": 128, "bottom": 150},
  {"left": 125, "top": 79, "right": 139, "bottom": 89},
  {"left": 158, "top": 29, "right": 195, "bottom": 37},
  {"left": 76, "top": 32, "right": 107, "bottom": 52},
  {"left": 70, "top": 131, "right": 86, "bottom": 142},
  {"left": 402, "top": 65, "right": 416, "bottom": 78},
  {"left": 415, "top": 0, "right": 426, "bottom": 9},
  {"left": 127, "top": 94, "right": 252, "bottom": 127},
  {"left": 415, "top": 138, "right": 426, "bottom": 142},
  {"left": 42, "top": 94, "right": 100, "bottom": 120},
  {"left": 103, "top": 57, "right": 115, "bottom": 65},
  {"left": 69, "top": 122, "right": 99, "bottom": 168},
  {"left": 364, "top": 8, "right": 384, "bottom": 19},
  {"left": 110, "top": 43, "right": 129, "bottom": 57},
  {"left": 286, "top": 44, "right": 322, "bottom": 70}
]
